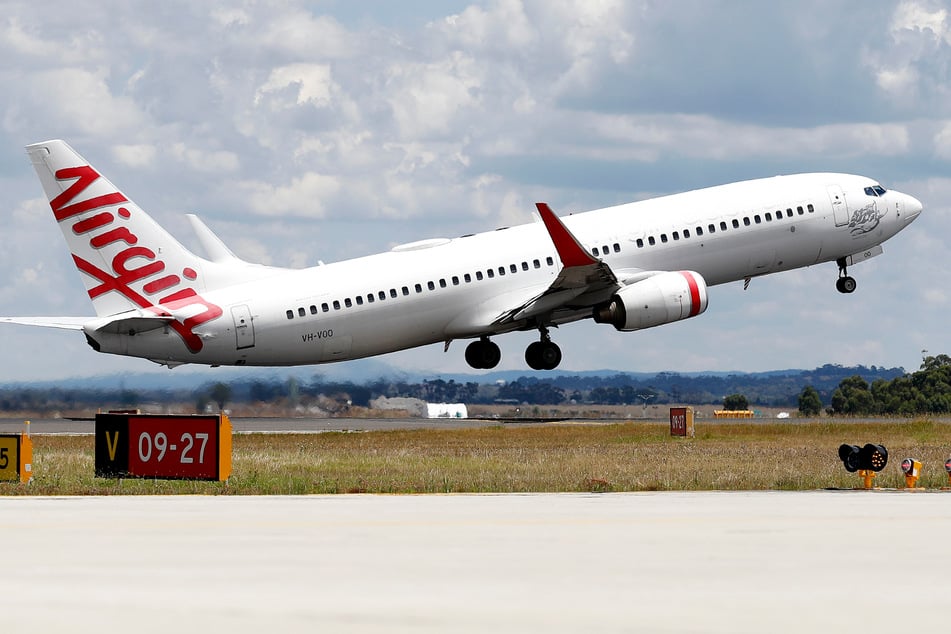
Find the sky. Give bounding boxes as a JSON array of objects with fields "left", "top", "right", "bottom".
[{"left": 0, "top": 0, "right": 949, "bottom": 384}]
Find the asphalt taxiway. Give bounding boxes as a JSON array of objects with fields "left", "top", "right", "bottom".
[{"left": 2, "top": 491, "right": 949, "bottom": 632}]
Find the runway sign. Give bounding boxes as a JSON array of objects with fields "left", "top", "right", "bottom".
[
  {"left": 669, "top": 407, "right": 694, "bottom": 437},
  {"left": 95, "top": 413, "right": 232, "bottom": 481},
  {"left": 0, "top": 433, "right": 33, "bottom": 483}
]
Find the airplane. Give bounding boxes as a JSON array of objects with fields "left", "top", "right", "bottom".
[{"left": 0, "top": 139, "right": 922, "bottom": 371}]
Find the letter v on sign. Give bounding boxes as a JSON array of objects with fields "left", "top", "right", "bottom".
[{"left": 105, "top": 431, "right": 120, "bottom": 461}]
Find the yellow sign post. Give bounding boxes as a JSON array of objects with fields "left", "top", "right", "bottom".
[{"left": 0, "top": 427, "right": 33, "bottom": 483}]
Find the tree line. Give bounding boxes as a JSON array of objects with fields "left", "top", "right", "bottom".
[
  {"left": 0, "top": 362, "right": 920, "bottom": 415},
  {"left": 802, "top": 354, "right": 951, "bottom": 416}
]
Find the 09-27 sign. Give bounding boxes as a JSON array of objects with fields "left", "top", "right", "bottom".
[{"left": 95, "top": 413, "right": 232, "bottom": 481}]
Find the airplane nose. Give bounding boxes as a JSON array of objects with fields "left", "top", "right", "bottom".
[{"left": 903, "top": 193, "right": 923, "bottom": 222}]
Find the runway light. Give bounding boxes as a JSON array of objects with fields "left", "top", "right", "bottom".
[
  {"left": 900, "top": 458, "right": 922, "bottom": 489},
  {"left": 838, "top": 443, "right": 888, "bottom": 489}
]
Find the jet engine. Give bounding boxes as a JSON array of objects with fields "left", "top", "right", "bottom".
[{"left": 593, "top": 271, "right": 708, "bottom": 331}]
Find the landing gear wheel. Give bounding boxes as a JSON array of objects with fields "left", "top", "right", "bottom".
[
  {"left": 836, "top": 276, "right": 856, "bottom": 294},
  {"left": 836, "top": 258, "right": 856, "bottom": 294},
  {"left": 465, "top": 338, "right": 501, "bottom": 369},
  {"left": 525, "top": 340, "right": 562, "bottom": 370}
]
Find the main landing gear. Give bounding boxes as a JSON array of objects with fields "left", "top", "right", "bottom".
[
  {"left": 463, "top": 329, "right": 564, "bottom": 371},
  {"left": 465, "top": 337, "right": 501, "bottom": 369},
  {"left": 525, "top": 327, "right": 562, "bottom": 371},
  {"left": 836, "top": 257, "right": 857, "bottom": 294}
]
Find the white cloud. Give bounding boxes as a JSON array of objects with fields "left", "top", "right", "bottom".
[
  {"left": 112, "top": 144, "right": 157, "bottom": 168},
  {"left": 240, "top": 172, "right": 341, "bottom": 218},
  {"left": 169, "top": 143, "right": 240, "bottom": 173},
  {"left": 24, "top": 68, "right": 145, "bottom": 136}
]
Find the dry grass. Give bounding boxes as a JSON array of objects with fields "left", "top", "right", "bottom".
[{"left": 5, "top": 419, "right": 951, "bottom": 495}]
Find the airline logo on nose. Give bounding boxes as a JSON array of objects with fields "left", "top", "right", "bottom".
[
  {"left": 849, "top": 203, "right": 885, "bottom": 236},
  {"left": 50, "top": 165, "right": 223, "bottom": 352}
]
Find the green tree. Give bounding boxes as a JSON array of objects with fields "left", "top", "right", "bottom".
[
  {"left": 723, "top": 393, "right": 748, "bottom": 410},
  {"left": 830, "top": 375, "right": 876, "bottom": 415},
  {"left": 209, "top": 382, "right": 232, "bottom": 411},
  {"left": 797, "top": 386, "right": 822, "bottom": 416}
]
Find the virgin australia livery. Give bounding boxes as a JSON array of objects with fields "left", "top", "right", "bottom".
[{"left": 1, "top": 140, "right": 922, "bottom": 371}]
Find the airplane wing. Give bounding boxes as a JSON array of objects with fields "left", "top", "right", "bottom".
[{"left": 491, "top": 203, "right": 625, "bottom": 326}]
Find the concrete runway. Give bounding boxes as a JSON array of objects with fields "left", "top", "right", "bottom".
[{"left": 2, "top": 491, "right": 950, "bottom": 632}]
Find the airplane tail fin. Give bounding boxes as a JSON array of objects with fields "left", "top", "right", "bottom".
[{"left": 26, "top": 140, "right": 221, "bottom": 326}]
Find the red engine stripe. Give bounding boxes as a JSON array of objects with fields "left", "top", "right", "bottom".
[{"left": 680, "top": 271, "right": 702, "bottom": 316}]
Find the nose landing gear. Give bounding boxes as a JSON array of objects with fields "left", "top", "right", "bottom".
[{"left": 836, "top": 258, "right": 856, "bottom": 294}]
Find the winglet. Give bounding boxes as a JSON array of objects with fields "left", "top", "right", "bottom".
[{"left": 535, "top": 203, "right": 598, "bottom": 267}]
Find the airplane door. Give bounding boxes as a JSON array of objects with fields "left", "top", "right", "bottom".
[
  {"left": 231, "top": 305, "right": 255, "bottom": 349},
  {"left": 827, "top": 185, "right": 850, "bottom": 226}
]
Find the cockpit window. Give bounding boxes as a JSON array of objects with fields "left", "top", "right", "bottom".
[{"left": 865, "top": 185, "right": 888, "bottom": 197}]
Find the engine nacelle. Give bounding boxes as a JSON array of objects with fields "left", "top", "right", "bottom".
[{"left": 593, "top": 271, "right": 709, "bottom": 332}]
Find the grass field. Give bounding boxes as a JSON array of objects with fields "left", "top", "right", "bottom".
[{"left": 8, "top": 420, "right": 951, "bottom": 495}]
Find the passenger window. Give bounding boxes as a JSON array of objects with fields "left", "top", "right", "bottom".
[
  {"left": 648, "top": 236, "right": 656, "bottom": 246},
  {"left": 452, "top": 276, "right": 459, "bottom": 285},
  {"left": 613, "top": 244, "right": 620, "bottom": 253},
  {"left": 498, "top": 267, "right": 505, "bottom": 276},
  {"left": 533, "top": 259, "right": 541, "bottom": 269},
  {"left": 636, "top": 238, "right": 644, "bottom": 248},
  {"left": 708, "top": 224, "right": 715, "bottom": 233},
  {"left": 476, "top": 271, "right": 484, "bottom": 281},
  {"left": 522, "top": 262, "right": 529, "bottom": 271},
  {"left": 310, "top": 305, "right": 318, "bottom": 315},
  {"left": 695, "top": 227, "right": 703, "bottom": 236},
  {"left": 298, "top": 307, "right": 305, "bottom": 317},
  {"left": 402, "top": 286, "right": 409, "bottom": 296},
  {"left": 333, "top": 300, "right": 341, "bottom": 310},
  {"left": 356, "top": 296, "right": 364, "bottom": 306},
  {"left": 366, "top": 295, "right": 374, "bottom": 304},
  {"left": 672, "top": 231, "right": 680, "bottom": 241},
  {"left": 732, "top": 219, "right": 739, "bottom": 228},
  {"left": 510, "top": 264, "right": 517, "bottom": 273},
  {"left": 389, "top": 289, "right": 396, "bottom": 299},
  {"left": 743, "top": 217, "right": 751, "bottom": 226},
  {"left": 415, "top": 284, "right": 422, "bottom": 293},
  {"left": 546, "top": 257, "right": 554, "bottom": 266},
  {"left": 592, "top": 247, "right": 599, "bottom": 256},
  {"left": 428, "top": 281, "right": 435, "bottom": 290},
  {"left": 344, "top": 298, "right": 352, "bottom": 308},
  {"left": 661, "top": 234, "right": 668, "bottom": 243},
  {"left": 684, "top": 229, "right": 690, "bottom": 238},
  {"left": 487, "top": 269, "right": 495, "bottom": 278},
  {"left": 601, "top": 245, "right": 608, "bottom": 254},
  {"left": 286, "top": 310, "right": 294, "bottom": 320},
  {"left": 322, "top": 303, "right": 329, "bottom": 312},
  {"left": 754, "top": 215, "right": 761, "bottom": 224},
  {"left": 765, "top": 212, "right": 772, "bottom": 221},
  {"left": 464, "top": 273, "right": 471, "bottom": 283},
  {"left": 797, "top": 206, "right": 804, "bottom": 215},
  {"left": 807, "top": 204, "right": 814, "bottom": 213},
  {"left": 439, "top": 279, "right": 447, "bottom": 288}
]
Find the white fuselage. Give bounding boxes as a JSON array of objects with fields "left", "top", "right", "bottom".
[{"left": 86, "top": 172, "right": 921, "bottom": 367}]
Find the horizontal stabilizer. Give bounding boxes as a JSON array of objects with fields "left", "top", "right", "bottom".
[{"left": 0, "top": 316, "right": 89, "bottom": 330}]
